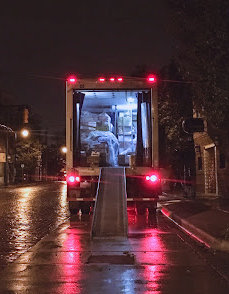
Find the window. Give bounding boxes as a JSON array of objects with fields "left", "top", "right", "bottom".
[
  {"left": 219, "top": 153, "right": 226, "bottom": 169},
  {"left": 197, "top": 157, "right": 202, "bottom": 170}
]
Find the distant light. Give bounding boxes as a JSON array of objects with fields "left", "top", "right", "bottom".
[
  {"left": 117, "top": 77, "right": 123, "bottom": 82},
  {"left": 61, "top": 146, "right": 67, "bottom": 153},
  {"left": 21, "top": 129, "right": 29, "bottom": 138},
  {"left": 127, "top": 97, "right": 135, "bottom": 103},
  {"left": 67, "top": 76, "right": 77, "bottom": 83},
  {"left": 75, "top": 176, "right": 80, "bottom": 182},
  {"left": 110, "top": 77, "right": 115, "bottom": 82},
  {"left": 99, "top": 77, "right": 105, "bottom": 82},
  {"left": 147, "top": 75, "right": 156, "bottom": 83}
]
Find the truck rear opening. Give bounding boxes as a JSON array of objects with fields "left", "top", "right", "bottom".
[
  {"left": 66, "top": 77, "right": 160, "bottom": 215},
  {"left": 74, "top": 89, "right": 152, "bottom": 168}
]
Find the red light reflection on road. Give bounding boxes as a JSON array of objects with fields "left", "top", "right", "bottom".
[
  {"left": 58, "top": 229, "right": 82, "bottom": 294},
  {"left": 128, "top": 210, "right": 167, "bottom": 292}
]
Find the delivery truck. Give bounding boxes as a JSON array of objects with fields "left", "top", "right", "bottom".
[{"left": 66, "top": 75, "right": 161, "bottom": 214}]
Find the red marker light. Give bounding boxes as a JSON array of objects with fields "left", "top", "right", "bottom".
[
  {"left": 110, "top": 77, "right": 115, "bottom": 82},
  {"left": 67, "top": 175, "right": 81, "bottom": 184},
  {"left": 117, "top": 77, "right": 123, "bottom": 82},
  {"left": 67, "top": 76, "right": 77, "bottom": 83},
  {"left": 99, "top": 77, "right": 106, "bottom": 82},
  {"left": 147, "top": 75, "right": 156, "bottom": 83},
  {"left": 146, "top": 174, "right": 159, "bottom": 183},
  {"left": 68, "top": 176, "right": 75, "bottom": 183}
]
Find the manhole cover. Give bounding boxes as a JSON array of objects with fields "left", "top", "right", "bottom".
[{"left": 86, "top": 254, "right": 135, "bottom": 265}]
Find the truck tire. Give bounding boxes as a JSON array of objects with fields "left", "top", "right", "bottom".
[
  {"left": 136, "top": 203, "right": 145, "bottom": 215},
  {"left": 69, "top": 202, "right": 79, "bottom": 215},
  {"left": 80, "top": 203, "right": 91, "bottom": 214},
  {"left": 148, "top": 202, "right": 157, "bottom": 214}
]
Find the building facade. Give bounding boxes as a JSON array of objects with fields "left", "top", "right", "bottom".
[{"left": 193, "top": 122, "right": 229, "bottom": 198}]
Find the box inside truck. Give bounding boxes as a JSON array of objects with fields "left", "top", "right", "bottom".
[{"left": 73, "top": 90, "right": 152, "bottom": 167}]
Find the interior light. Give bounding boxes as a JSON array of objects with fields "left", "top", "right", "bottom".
[
  {"left": 67, "top": 76, "right": 77, "bottom": 83},
  {"left": 127, "top": 97, "right": 135, "bottom": 103},
  {"left": 117, "top": 77, "right": 123, "bottom": 82},
  {"left": 110, "top": 77, "right": 115, "bottom": 82},
  {"left": 99, "top": 77, "right": 106, "bottom": 82},
  {"left": 113, "top": 104, "right": 137, "bottom": 111},
  {"left": 147, "top": 75, "right": 156, "bottom": 83}
]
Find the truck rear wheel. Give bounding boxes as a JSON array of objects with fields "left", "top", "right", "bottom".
[
  {"left": 136, "top": 203, "right": 145, "bottom": 215},
  {"left": 148, "top": 202, "right": 157, "bottom": 214},
  {"left": 80, "top": 203, "right": 91, "bottom": 214},
  {"left": 69, "top": 202, "right": 79, "bottom": 215}
]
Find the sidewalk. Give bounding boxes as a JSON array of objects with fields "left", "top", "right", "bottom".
[{"left": 161, "top": 197, "right": 229, "bottom": 252}]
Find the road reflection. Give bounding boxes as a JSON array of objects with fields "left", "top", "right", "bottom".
[
  {"left": 0, "top": 183, "right": 69, "bottom": 265},
  {"left": 58, "top": 227, "right": 82, "bottom": 294},
  {"left": 128, "top": 210, "right": 167, "bottom": 293}
]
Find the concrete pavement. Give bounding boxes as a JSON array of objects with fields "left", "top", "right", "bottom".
[
  {"left": 1, "top": 212, "right": 229, "bottom": 293},
  {"left": 161, "top": 197, "right": 229, "bottom": 252}
]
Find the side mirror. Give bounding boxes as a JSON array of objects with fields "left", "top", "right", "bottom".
[{"left": 182, "top": 118, "right": 204, "bottom": 134}]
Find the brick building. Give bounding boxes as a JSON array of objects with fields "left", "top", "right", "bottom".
[{"left": 193, "top": 120, "right": 229, "bottom": 198}]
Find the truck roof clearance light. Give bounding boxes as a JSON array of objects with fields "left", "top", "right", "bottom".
[
  {"left": 99, "top": 77, "right": 106, "bottom": 82},
  {"left": 67, "top": 76, "right": 77, "bottom": 84},
  {"left": 146, "top": 174, "right": 159, "bottom": 183},
  {"left": 147, "top": 75, "right": 156, "bottom": 83},
  {"left": 117, "top": 77, "right": 123, "bottom": 82},
  {"left": 110, "top": 77, "right": 115, "bottom": 82}
]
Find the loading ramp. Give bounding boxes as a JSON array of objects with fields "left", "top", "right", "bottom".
[{"left": 91, "top": 167, "right": 128, "bottom": 238}]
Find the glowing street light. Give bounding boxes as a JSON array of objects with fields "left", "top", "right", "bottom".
[
  {"left": 61, "top": 146, "right": 67, "bottom": 154},
  {"left": 21, "top": 129, "right": 29, "bottom": 138}
]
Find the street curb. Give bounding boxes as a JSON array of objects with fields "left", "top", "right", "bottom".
[{"left": 161, "top": 206, "right": 229, "bottom": 252}]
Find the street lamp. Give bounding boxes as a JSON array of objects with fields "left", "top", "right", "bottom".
[
  {"left": 21, "top": 129, "right": 30, "bottom": 138},
  {"left": 61, "top": 146, "right": 67, "bottom": 154}
]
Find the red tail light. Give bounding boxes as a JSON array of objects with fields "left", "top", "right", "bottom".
[
  {"left": 99, "top": 77, "right": 105, "bottom": 82},
  {"left": 117, "top": 77, "right": 123, "bottom": 82},
  {"left": 110, "top": 77, "right": 115, "bottom": 82},
  {"left": 67, "top": 175, "right": 81, "bottom": 184},
  {"left": 146, "top": 174, "right": 159, "bottom": 183}
]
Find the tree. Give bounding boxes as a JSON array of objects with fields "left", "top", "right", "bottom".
[
  {"left": 15, "top": 137, "right": 43, "bottom": 181},
  {"left": 158, "top": 59, "right": 195, "bottom": 179},
  {"left": 167, "top": 0, "right": 229, "bottom": 129}
]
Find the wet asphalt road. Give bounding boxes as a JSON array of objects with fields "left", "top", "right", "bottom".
[
  {"left": 0, "top": 182, "right": 228, "bottom": 293},
  {"left": 0, "top": 182, "right": 69, "bottom": 266}
]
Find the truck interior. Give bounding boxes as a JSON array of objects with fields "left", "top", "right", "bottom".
[{"left": 73, "top": 90, "right": 152, "bottom": 167}]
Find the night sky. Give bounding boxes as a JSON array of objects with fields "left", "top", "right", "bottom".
[{"left": 0, "top": 1, "right": 175, "bottom": 133}]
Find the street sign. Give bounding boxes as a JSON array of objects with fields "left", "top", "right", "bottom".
[{"left": 0, "top": 153, "right": 6, "bottom": 163}]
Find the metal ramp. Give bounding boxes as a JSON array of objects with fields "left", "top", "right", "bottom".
[{"left": 91, "top": 167, "right": 128, "bottom": 238}]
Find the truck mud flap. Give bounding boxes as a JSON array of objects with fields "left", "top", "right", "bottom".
[{"left": 91, "top": 167, "right": 128, "bottom": 239}]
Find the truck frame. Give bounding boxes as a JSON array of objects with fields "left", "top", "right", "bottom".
[{"left": 66, "top": 76, "right": 161, "bottom": 214}]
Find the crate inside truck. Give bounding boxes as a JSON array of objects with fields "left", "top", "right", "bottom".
[{"left": 66, "top": 75, "right": 161, "bottom": 214}]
